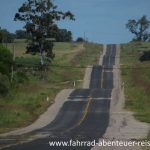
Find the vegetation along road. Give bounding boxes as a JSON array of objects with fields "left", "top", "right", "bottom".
[
  {"left": 0, "top": 44, "right": 116, "bottom": 150},
  {"left": 0, "top": 0, "right": 150, "bottom": 149}
]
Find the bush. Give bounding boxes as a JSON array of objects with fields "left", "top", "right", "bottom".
[
  {"left": 139, "top": 51, "right": 150, "bottom": 62},
  {"left": 14, "top": 71, "right": 28, "bottom": 84},
  {"left": 0, "top": 73, "right": 10, "bottom": 97},
  {"left": 0, "top": 44, "right": 13, "bottom": 78},
  {"left": 0, "top": 44, "right": 13, "bottom": 96},
  {"left": 76, "top": 37, "right": 84, "bottom": 42}
]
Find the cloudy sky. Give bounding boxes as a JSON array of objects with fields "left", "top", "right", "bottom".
[{"left": 0, "top": 0, "right": 150, "bottom": 43}]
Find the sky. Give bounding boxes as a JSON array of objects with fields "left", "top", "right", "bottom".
[{"left": 0, "top": 0, "right": 150, "bottom": 44}]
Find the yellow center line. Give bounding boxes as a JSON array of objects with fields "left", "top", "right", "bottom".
[
  {"left": 65, "top": 96, "right": 93, "bottom": 132},
  {"left": 76, "top": 96, "right": 93, "bottom": 126}
]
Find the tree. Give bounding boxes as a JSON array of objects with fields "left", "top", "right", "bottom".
[
  {"left": 0, "top": 27, "right": 14, "bottom": 43},
  {"left": 15, "top": 29, "right": 30, "bottom": 39},
  {"left": 47, "top": 28, "right": 72, "bottom": 42},
  {"left": 76, "top": 37, "right": 84, "bottom": 42},
  {"left": 126, "top": 15, "right": 150, "bottom": 42},
  {"left": 14, "top": 0, "right": 74, "bottom": 65},
  {"left": 55, "top": 29, "right": 72, "bottom": 42}
]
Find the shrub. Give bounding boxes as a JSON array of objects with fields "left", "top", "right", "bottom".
[
  {"left": 14, "top": 71, "right": 28, "bottom": 84},
  {"left": 0, "top": 44, "right": 13, "bottom": 96},
  {"left": 139, "top": 51, "right": 150, "bottom": 61},
  {"left": 0, "top": 44, "right": 13, "bottom": 78},
  {"left": 0, "top": 73, "right": 10, "bottom": 97}
]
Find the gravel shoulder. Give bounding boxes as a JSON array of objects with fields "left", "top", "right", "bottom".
[
  {"left": 98, "top": 44, "right": 106, "bottom": 65},
  {"left": 82, "top": 65, "right": 92, "bottom": 88}
]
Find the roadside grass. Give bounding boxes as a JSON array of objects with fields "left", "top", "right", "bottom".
[
  {"left": 0, "top": 42, "right": 102, "bottom": 133},
  {"left": 71, "top": 42, "right": 102, "bottom": 66},
  {"left": 120, "top": 42, "right": 150, "bottom": 123}
]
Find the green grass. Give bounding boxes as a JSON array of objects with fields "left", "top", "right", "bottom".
[
  {"left": 0, "top": 42, "right": 102, "bottom": 133},
  {"left": 71, "top": 42, "right": 102, "bottom": 66},
  {"left": 15, "top": 57, "right": 40, "bottom": 66},
  {"left": 120, "top": 42, "right": 150, "bottom": 123}
]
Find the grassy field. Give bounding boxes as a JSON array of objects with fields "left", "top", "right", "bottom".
[
  {"left": 0, "top": 41, "right": 102, "bottom": 133},
  {"left": 121, "top": 42, "right": 150, "bottom": 123}
]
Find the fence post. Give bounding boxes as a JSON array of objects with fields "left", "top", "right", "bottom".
[{"left": 11, "top": 42, "right": 15, "bottom": 83}]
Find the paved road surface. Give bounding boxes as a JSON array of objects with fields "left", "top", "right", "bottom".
[{"left": 1, "top": 44, "right": 117, "bottom": 150}]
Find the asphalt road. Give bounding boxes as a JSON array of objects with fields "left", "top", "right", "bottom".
[{"left": 2, "top": 44, "right": 116, "bottom": 150}]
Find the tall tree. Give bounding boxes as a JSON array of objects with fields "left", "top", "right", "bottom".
[
  {"left": 14, "top": 0, "right": 74, "bottom": 65},
  {"left": 126, "top": 15, "right": 150, "bottom": 41}
]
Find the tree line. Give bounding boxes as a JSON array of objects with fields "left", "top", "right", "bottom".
[{"left": 0, "top": 27, "right": 73, "bottom": 43}]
